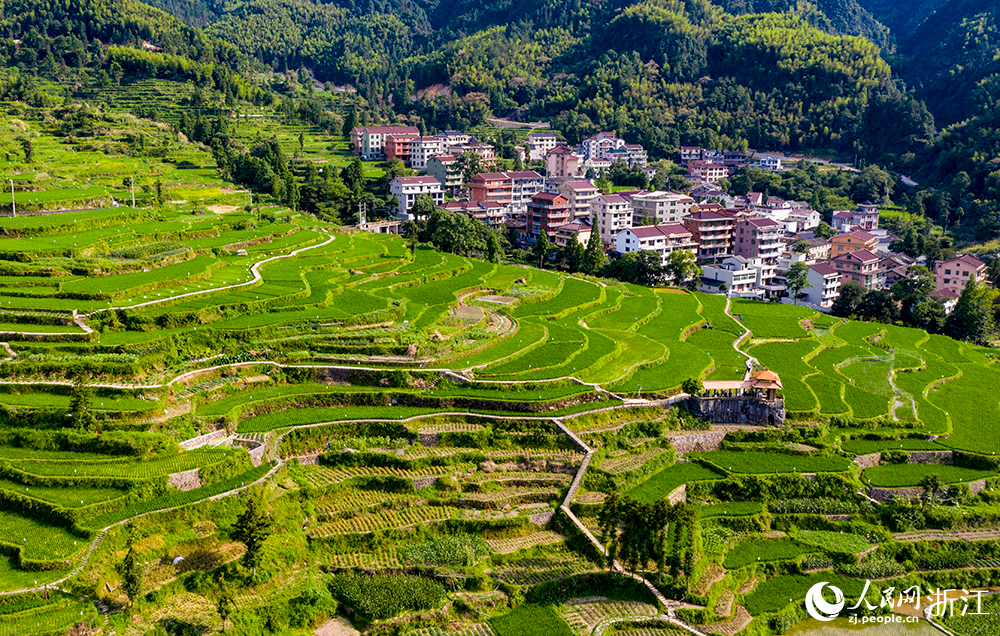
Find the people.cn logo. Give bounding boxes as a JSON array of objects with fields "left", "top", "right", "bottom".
[{"left": 805, "top": 581, "right": 846, "bottom": 621}]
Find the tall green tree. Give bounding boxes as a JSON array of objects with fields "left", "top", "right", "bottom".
[
  {"left": 121, "top": 524, "right": 144, "bottom": 611},
  {"left": 70, "top": 376, "right": 97, "bottom": 431},
  {"left": 233, "top": 490, "right": 272, "bottom": 578},
  {"left": 580, "top": 231, "right": 608, "bottom": 275},
  {"left": 216, "top": 575, "right": 237, "bottom": 631},
  {"left": 945, "top": 279, "right": 998, "bottom": 345},
  {"left": 665, "top": 250, "right": 701, "bottom": 290},
  {"left": 532, "top": 232, "right": 552, "bottom": 268},
  {"left": 785, "top": 261, "right": 810, "bottom": 303}
]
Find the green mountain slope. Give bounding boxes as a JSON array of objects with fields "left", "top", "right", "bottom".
[{"left": 711, "top": 0, "right": 892, "bottom": 50}]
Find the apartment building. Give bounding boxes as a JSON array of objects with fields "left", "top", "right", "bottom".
[
  {"left": 526, "top": 133, "right": 558, "bottom": 161},
  {"left": 592, "top": 194, "right": 633, "bottom": 247},
  {"left": 426, "top": 155, "right": 463, "bottom": 193},
  {"left": 468, "top": 171, "right": 544, "bottom": 213},
  {"left": 556, "top": 180, "right": 600, "bottom": 222},
  {"left": 829, "top": 249, "right": 883, "bottom": 289},
  {"left": 934, "top": 254, "right": 988, "bottom": 295},
  {"left": 615, "top": 224, "right": 697, "bottom": 265},
  {"left": 683, "top": 209, "right": 734, "bottom": 261},
  {"left": 832, "top": 203, "right": 880, "bottom": 232},
  {"left": 525, "top": 192, "right": 571, "bottom": 244},
  {"left": 389, "top": 176, "right": 444, "bottom": 221},
  {"left": 354, "top": 126, "right": 421, "bottom": 161},
  {"left": 553, "top": 222, "right": 593, "bottom": 248},
  {"left": 629, "top": 191, "right": 695, "bottom": 225},
  {"left": 831, "top": 229, "right": 879, "bottom": 256},
  {"left": 803, "top": 263, "right": 841, "bottom": 308},
  {"left": 546, "top": 145, "right": 581, "bottom": 178},
  {"left": 410, "top": 136, "right": 445, "bottom": 170}
]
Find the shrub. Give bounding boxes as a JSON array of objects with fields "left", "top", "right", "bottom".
[
  {"left": 328, "top": 572, "right": 445, "bottom": 620},
  {"left": 399, "top": 534, "right": 490, "bottom": 567}
]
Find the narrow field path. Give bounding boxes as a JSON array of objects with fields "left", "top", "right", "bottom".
[{"left": 723, "top": 297, "right": 757, "bottom": 380}]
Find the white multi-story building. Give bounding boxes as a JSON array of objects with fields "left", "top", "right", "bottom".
[
  {"left": 355, "top": 126, "right": 421, "bottom": 161},
  {"left": 390, "top": 176, "right": 444, "bottom": 221},
  {"left": 803, "top": 263, "right": 841, "bottom": 308},
  {"left": 410, "top": 136, "right": 445, "bottom": 170},
  {"left": 615, "top": 224, "right": 697, "bottom": 266},
  {"left": 629, "top": 191, "right": 696, "bottom": 225},
  {"left": 526, "top": 133, "right": 558, "bottom": 161},
  {"left": 701, "top": 256, "right": 762, "bottom": 297},
  {"left": 592, "top": 194, "right": 633, "bottom": 247},
  {"left": 581, "top": 131, "right": 626, "bottom": 161}
]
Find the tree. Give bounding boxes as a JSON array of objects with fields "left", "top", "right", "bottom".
[
  {"left": 852, "top": 165, "right": 893, "bottom": 204},
  {"left": 920, "top": 473, "right": 943, "bottom": 509},
  {"left": 342, "top": 157, "right": 364, "bottom": 193},
  {"left": 154, "top": 179, "right": 164, "bottom": 206},
  {"left": 19, "top": 138, "right": 32, "bottom": 163},
  {"left": 216, "top": 575, "right": 237, "bottom": 631},
  {"left": 561, "top": 239, "right": 585, "bottom": 272},
  {"left": 486, "top": 231, "right": 503, "bottom": 264},
  {"left": 70, "top": 375, "right": 97, "bottom": 431},
  {"left": 790, "top": 240, "right": 810, "bottom": 253},
  {"left": 681, "top": 377, "right": 703, "bottom": 396},
  {"left": 604, "top": 251, "right": 662, "bottom": 286},
  {"left": 785, "top": 262, "right": 810, "bottom": 303},
  {"left": 664, "top": 250, "right": 701, "bottom": 290},
  {"left": 856, "top": 289, "right": 899, "bottom": 323},
  {"left": 120, "top": 524, "right": 143, "bottom": 611},
  {"left": 814, "top": 222, "right": 837, "bottom": 239},
  {"left": 342, "top": 106, "right": 359, "bottom": 138},
  {"left": 532, "top": 231, "right": 552, "bottom": 268},
  {"left": 892, "top": 265, "right": 935, "bottom": 327},
  {"left": 580, "top": 231, "right": 608, "bottom": 275},
  {"left": 409, "top": 193, "right": 438, "bottom": 224},
  {"left": 458, "top": 151, "right": 485, "bottom": 183},
  {"left": 945, "top": 279, "right": 998, "bottom": 345},
  {"left": 233, "top": 490, "right": 272, "bottom": 578},
  {"left": 831, "top": 282, "right": 867, "bottom": 317}
]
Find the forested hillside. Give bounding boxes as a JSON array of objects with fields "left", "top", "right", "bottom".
[{"left": 711, "top": 0, "right": 892, "bottom": 50}]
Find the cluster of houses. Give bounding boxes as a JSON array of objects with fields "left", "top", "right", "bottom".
[
  {"left": 680, "top": 146, "right": 784, "bottom": 185},
  {"left": 353, "top": 127, "right": 988, "bottom": 312}
]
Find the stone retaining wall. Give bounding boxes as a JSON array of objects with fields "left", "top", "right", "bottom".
[
  {"left": 868, "top": 478, "right": 988, "bottom": 503},
  {"left": 685, "top": 396, "right": 785, "bottom": 426},
  {"left": 179, "top": 430, "right": 228, "bottom": 451},
  {"left": 667, "top": 484, "right": 687, "bottom": 505},
  {"left": 413, "top": 477, "right": 438, "bottom": 490},
  {"left": 665, "top": 430, "right": 727, "bottom": 456},
  {"left": 168, "top": 469, "right": 201, "bottom": 491}
]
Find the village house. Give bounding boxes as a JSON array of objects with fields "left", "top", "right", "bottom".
[
  {"left": 592, "top": 194, "right": 634, "bottom": 247},
  {"left": 524, "top": 192, "right": 571, "bottom": 244},
  {"left": 832, "top": 203, "right": 880, "bottom": 232},
  {"left": 390, "top": 176, "right": 444, "bottom": 221},
  {"left": 440, "top": 200, "right": 508, "bottom": 229},
  {"left": 410, "top": 136, "right": 445, "bottom": 170},
  {"left": 934, "top": 254, "right": 988, "bottom": 295},
  {"left": 546, "top": 145, "right": 581, "bottom": 179},
  {"left": 426, "top": 155, "right": 463, "bottom": 194},
  {"left": 555, "top": 180, "right": 600, "bottom": 222},
  {"left": 629, "top": 190, "right": 696, "bottom": 226},
  {"left": 353, "top": 125, "right": 421, "bottom": 161},
  {"left": 803, "top": 263, "right": 841, "bottom": 308},
  {"left": 526, "top": 132, "right": 559, "bottom": 161},
  {"left": 615, "top": 224, "right": 697, "bottom": 265},
  {"left": 683, "top": 209, "right": 735, "bottom": 261},
  {"left": 829, "top": 249, "right": 883, "bottom": 289},
  {"left": 553, "top": 221, "right": 593, "bottom": 248},
  {"left": 686, "top": 160, "right": 729, "bottom": 184},
  {"left": 700, "top": 256, "right": 763, "bottom": 297},
  {"left": 831, "top": 229, "right": 879, "bottom": 256}
]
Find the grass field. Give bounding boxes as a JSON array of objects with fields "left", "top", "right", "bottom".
[
  {"left": 625, "top": 463, "right": 725, "bottom": 504},
  {"left": 861, "top": 464, "right": 996, "bottom": 487},
  {"left": 692, "top": 450, "right": 851, "bottom": 474}
]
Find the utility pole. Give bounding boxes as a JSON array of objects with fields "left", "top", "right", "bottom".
[
  {"left": 130, "top": 176, "right": 135, "bottom": 208},
  {"left": 9, "top": 179, "right": 14, "bottom": 218},
  {"left": 358, "top": 200, "right": 367, "bottom": 231}
]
